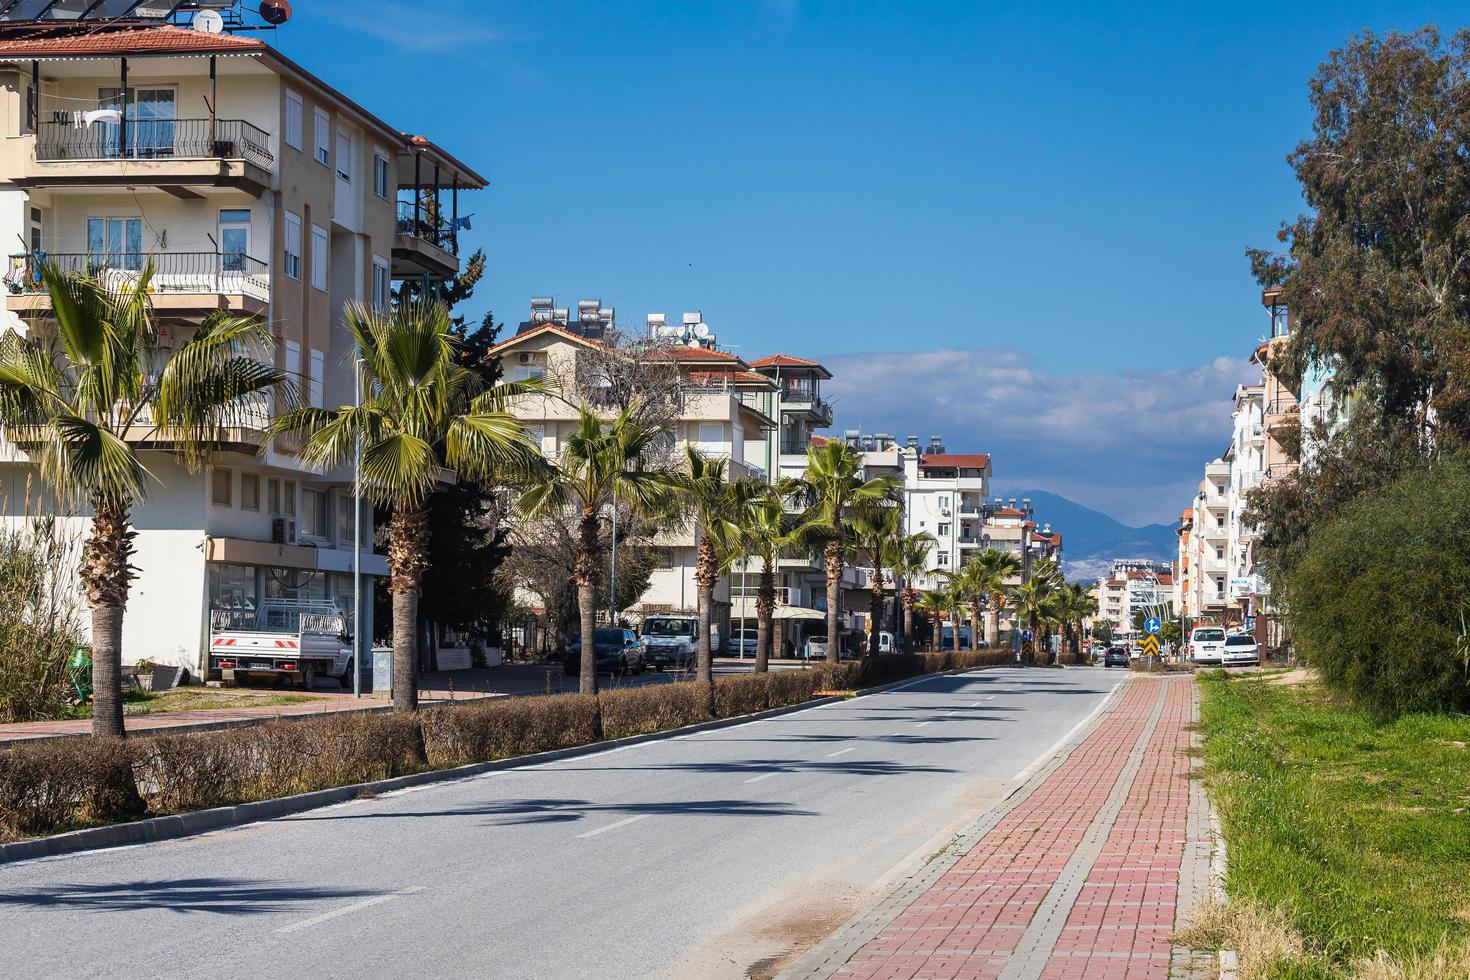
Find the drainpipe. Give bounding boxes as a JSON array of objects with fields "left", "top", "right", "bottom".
[
  {"left": 29, "top": 61, "right": 37, "bottom": 133},
  {"left": 208, "top": 56, "right": 217, "bottom": 151},
  {"left": 119, "top": 57, "right": 128, "bottom": 157}
]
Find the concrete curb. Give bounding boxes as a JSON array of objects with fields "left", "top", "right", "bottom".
[{"left": 0, "top": 663, "right": 1002, "bottom": 866}]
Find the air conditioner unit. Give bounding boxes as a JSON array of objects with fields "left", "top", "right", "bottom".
[
  {"left": 518, "top": 353, "right": 534, "bottom": 364},
  {"left": 272, "top": 517, "right": 298, "bottom": 545}
]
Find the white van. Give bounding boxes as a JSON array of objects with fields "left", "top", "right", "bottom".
[{"left": 1188, "top": 627, "right": 1227, "bottom": 665}]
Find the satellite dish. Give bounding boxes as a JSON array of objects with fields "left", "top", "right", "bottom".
[
  {"left": 260, "top": 0, "right": 293, "bottom": 25},
  {"left": 193, "top": 9, "right": 224, "bottom": 33}
]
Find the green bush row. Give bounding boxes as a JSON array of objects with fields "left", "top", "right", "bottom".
[{"left": 0, "top": 649, "right": 1010, "bottom": 843}]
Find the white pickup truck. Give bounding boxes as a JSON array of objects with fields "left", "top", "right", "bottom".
[{"left": 209, "top": 598, "right": 354, "bottom": 686}]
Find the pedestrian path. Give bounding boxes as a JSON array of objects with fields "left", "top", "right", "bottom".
[{"left": 782, "top": 674, "right": 1211, "bottom": 980}]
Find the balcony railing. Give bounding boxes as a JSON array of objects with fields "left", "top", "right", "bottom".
[
  {"left": 780, "top": 385, "right": 831, "bottom": 413},
  {"left": 6, "top": 252, "right": 269, "bottom": 303},
  {"left": 396, "top": 201, "right": 459, "bottom": 256},
  {"left": 34, "top": 118, "right": 273, "bottom": 169}
]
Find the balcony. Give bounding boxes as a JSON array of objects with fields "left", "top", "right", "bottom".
[
  {"left": 22, "top": 119, "right": 272, "bottom": 195},
  {"left": 778, "top": 385, "right": 833, "bottom": 424},
  {"left": 6, "top": 252, "right": 270, "bottom": 319},
  {"left": 392, "top": 201, "right": 460, "bottom": 281}
]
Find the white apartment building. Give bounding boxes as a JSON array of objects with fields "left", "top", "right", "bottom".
[
  {"left": 0, "top": 17, "right": 484, "bottom": 676},
  {"left": 1095, "top": 559, "right": 1171, "bottom": 639},
  {"left": 1226, "top": 384, "right": 1265, "bottom": 620},
  {"left": 1187, "top": 458, "right": 1231, "bottom": 622}
]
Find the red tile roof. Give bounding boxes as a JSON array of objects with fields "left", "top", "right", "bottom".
[
  {"left": 0, "top": 26, "right": 267, "bottom": 57},
  {"left": 750, "top": 353, "right": 822, "bottom": 368},
  {"left": 990, "top": 507, "right": 1026, "bottom": 518},
  {"left": 484, "top": 321, "right": 610, "bottom": 356},
  {"left": 648, "top": 346, "right": 743, "bottom": 362},
  {"left": 810, "top": 435, "right": 831, "bottom": 447},
  {"left": 921, "top": 453, "right": 991, "bottom": 469}
]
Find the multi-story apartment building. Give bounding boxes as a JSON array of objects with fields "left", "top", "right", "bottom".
[
  {"left": 1187, "top": 458, "right": 1232, "bottom": 622},
  {"left": 0, "top": 18, "right": 483, "bottom": 677},
  {"left": 1226, "top": 383, "right": 1265, "bottom": 620},
  {"left": 1256, "top": 286, "right": 1300, "bottom": 485},
  {"left": 1174, "top": 510, "right": 1193, "bottom": 618},
  {"left": 489, "top": 302, "right": 774, "bottom": 636},
  {"left": 1095, "top": 559, "right": 1171, "bottom": 639}
]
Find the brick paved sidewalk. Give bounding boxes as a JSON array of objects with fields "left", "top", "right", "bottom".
[{"left": 782, "top": 675, "right": 1213, "bottom": 980}]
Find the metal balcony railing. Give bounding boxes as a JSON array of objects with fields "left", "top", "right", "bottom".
[
  {"left": 35, "top": 118, "right": 273, "bottom": 169},
  {"left": 6, "top": 251, "right": 269, "bottom": 303},
  {"left": 396, "top": 200, "right": 459, "bottom": 256}
]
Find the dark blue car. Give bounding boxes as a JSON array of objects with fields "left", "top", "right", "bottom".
[{"left": 564, "top": 628, "right": 645, "bottom": 676}]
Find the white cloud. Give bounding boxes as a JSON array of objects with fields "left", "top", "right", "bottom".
[{"left": 819, "top": 346, "right": 1259, "bottom": 526}]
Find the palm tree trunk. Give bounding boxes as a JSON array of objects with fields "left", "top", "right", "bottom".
[
  {"left": 931, "top": 615, "right": 940, "bottom": 652},
  {"left": 387, "top": 501, "right": 431, "bottom": 712},
  {"left": 694, "top": 530, "right": 718, "bottom": 688},
  {"left": 754, "top": 558, "right": 774, "bottom": 673},
  {"left": 902, "top": 596, "right": 915, "bottom": 654},
  {"left": 985, "top": 599, "right": 1000, "bottom": 649},
  {"left": 80, "top": 496, "right": 137, "bottom": 738},
  {"left": 868, "top": 571, "right": 883, "bottom": 656},
  {"left": 574, "top": 508, "right": 601, "bottom": 697},
  {"left": 824, "top": 540, "right": 842, "bottom": 663},
  {"left": 969, "top": 605, "right": 981, "bottom": 652},
  {"left": 951, "top": 615, "right": 961, "bottom": 653}
]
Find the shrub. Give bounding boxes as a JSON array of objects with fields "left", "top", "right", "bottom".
[
  {"left": 766, "top": 669, "right": 818, "bottom": 707},
  {"left": 1287, "top": 457, "right": 1470, "bottom": 719},
  {"left": 600, "top": 684, "right": 709, "bottom": 740},
  {"left": 712, "top": 673, "right": 769, "bottom": 718},
  {"left": 421, "top": 694, "right": 598, "bottom": 766},
  {"left": 0, "top": 737, "right": 140, "bottom": 841},
  {"left": 0, "top": 518, "right": 86, "bottom": 723}
]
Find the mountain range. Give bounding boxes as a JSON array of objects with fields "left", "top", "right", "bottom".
[{"left": 993, "top": 489, "right": 1178, "bottom": 583}]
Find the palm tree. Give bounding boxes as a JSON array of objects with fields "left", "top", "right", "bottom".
[
  {"left": 970, "top": 548, "right": 1022, "bottom": 649},
  {"left": 519, "top": 404, "right": 676, "bottom": 697},
  {"left": 886, "top": 533, "right": 933, "bottom": 653},
  {"left": 722, "top": 486, "right": 799, "bottom": 672},
  {"left": 674, "top": 447, "right": 756, "bottom": 687},
  {"left": 1061, "top": 583, "right": 1099, "bottom": 662},
  {"left": 1012, "top": 559, "right": 1064, "bottom": 665},
  {"left": 913, "top": 588, "right": 945, "bottom": 652},
  {"left": 783, "top": 442, "right": 902, "bottom": 662},
  {"left": 0, "top": 265, "right": 290, "bottom": 738},
  {"left": 850, "top": 504, "right": 901, "bottom": 656},
  {"left": 939, "top": 577, "right": 968, "bottom": 654},
  {"left": 277, "top": 298, "right": 543, "bottom": 712}
]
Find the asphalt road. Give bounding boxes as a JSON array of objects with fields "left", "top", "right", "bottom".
[{"left": 0, "top": 666, "right": 1126, "bottom": 980}]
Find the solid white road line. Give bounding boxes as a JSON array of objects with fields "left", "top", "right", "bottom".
[
  {"left": 1012, "top": 682, "right": 1125, "bottom": 781},
  {"left": 575, "top": 814, "right": 650, "bottom": 839},
  {"left": 274, "top": 886, "right": 425, "bottom": 934},
  {"left": 825, "top": 747, "right": 856, "bottom": 758},
  {"left": 742, "top": 771, "right": 780, "bottom": 784}
]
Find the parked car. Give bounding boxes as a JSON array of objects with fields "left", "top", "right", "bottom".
[
  {"left": 801, "top": 636, "right": 830, "bottom": 660},
  {"left": 1221, "top": 633, "right": 1260, "bottom": 666},
  {"left": 1187, "top": 626, "right": 1227, "bottom": 665},
  {"left": 1103, "top": 645, "right": 1131, "bottom": 668},
  {"left": 640, "top": 615, "right": 710, "bottom": 670},
  {"left": 730, "top": 628, "right": 759, "bottom": 658},
  {"left": 564, "top": 628, "right": 645, "bottom": 676}
]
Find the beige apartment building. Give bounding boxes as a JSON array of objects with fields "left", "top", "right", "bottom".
[{"left": 0, "top": 23, "right": 483, "bottom": 677}]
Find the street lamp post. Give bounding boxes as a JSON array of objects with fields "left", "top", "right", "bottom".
[{"left": 352, "top": 355, "right": 363, "bottom": 698}]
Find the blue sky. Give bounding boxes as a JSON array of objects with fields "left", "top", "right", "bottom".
[{"left": 276, "top": 1, "right": 1463, "bottom": 524}]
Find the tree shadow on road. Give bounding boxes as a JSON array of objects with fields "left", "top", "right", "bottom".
[
  {"left": 290, "top": 797, "right": 819, "bottom": 826},
  {"left": 0, "top": 877, "right": 378, "bottom": 914},
  {"left": 543, "top": 758, "right": 957, "bottom": 777}
]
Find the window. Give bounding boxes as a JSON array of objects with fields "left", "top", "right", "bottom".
[
  {"left": 283, "top": 480, "right": 297, "bottom": 517},
  {"left": 937, "top": 495, "right": 950, "bottom": 509},
  {"left": 211, "top": 468, "right": 232, "bottom": 506},
  {"left": 373, "top": 150, "right": 390, "bottom": 198},
  {"left": 1215, "top": 516, "right": 1225, "bottom": 529},
  {"left": 283, "top": 212, "right": 302, "bottom": 279},
  {"left": 696, "top": 423, "right": 725, "bottom": 454},
  {"left": 937, "top": 522, "right": 950, "bottom": 537},
  {"left": 372, "top": 256, "right": 389, "bottom": 311},
  {"left": 241, "top": 473, "right": 260, "bottom": 511},
  {"left": 310, "top": 224, "right": 329, "bottom": 291},
  {"left": 209, "top": 564, "right": 257, "bottom": 611},
  {"left": 267, "top": 477, "right": 281, "bottom": 514},
  {"left": 336, "top": 131, "right": 352, "bottom": 182},
  {"left": 1215, "top": 547, "right": 1224, "bottom": 561},
  {"left": 301, "top": 487, "right": 329, "bottom": 539},
  {"left": 284, "top": 90, "right": 303, "bottom": 150},
  {"left": 220, "top": 208, "right": 250, "bottom": 272},
  {"left": 308, "top": 349, "right": 324, "bottom": 408},
  {"left": 337, "top": 492, "right": 357, "bottom": 544},
  {"left": 313, "top": 108, "right": 330, "bottom": 166},
  {"left": 1214, "top": 577, "right": 1225, "bottom": 595},
  {"left": 86, "top": 217, "right": 142, "bottom": 271},
  {"left": 937, "top": 551, "right": 951, "bottom": 566},
  {"left": 284, "top": 340, "right": 301, "bottom": 395}
]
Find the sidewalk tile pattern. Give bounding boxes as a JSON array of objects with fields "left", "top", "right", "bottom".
[{"left": 830, "top": 676, "right": 1196, "bottom": 980}]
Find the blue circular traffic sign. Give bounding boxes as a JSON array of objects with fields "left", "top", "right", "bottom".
[{"left": 1144, "top": 617, "right": 1162, "bottom": 635}]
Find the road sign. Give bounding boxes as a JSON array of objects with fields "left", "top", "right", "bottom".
[
  {"left": 1140, "top": 634, "right": 1160, "bottom": 658},
  {"left": 1144, "top": 617, "right": 1162, "bottom": 635},
  {"left": 1022, "top": 630, "right": 1033, "bottom": 640}
]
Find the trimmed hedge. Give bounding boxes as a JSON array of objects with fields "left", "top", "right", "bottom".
[{"left": 0, "top": 648, "right": 1012, "bottom": 844}]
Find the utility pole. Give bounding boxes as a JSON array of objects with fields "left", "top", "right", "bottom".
[{"left": 352, "top": 356, "right": 363, "bottom": 697}]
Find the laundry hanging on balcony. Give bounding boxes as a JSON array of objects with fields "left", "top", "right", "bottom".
[{"left": 80, "top": 108, "right": 122, "bottom": 128}]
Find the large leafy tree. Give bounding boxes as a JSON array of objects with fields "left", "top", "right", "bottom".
[
  {"left": 783, "top": 442, "right": 902, "bottom": 662},
  {"left": 275, "top": 299, "right": 542, "bottom": 712},
  {"left": 518, "top": 405, "right": 676, "bottom": 696},
  {"left": 0, "top": 265, "right": 290, "bottom": 737},
  {"left": 886, "top": 533, "right": 933, "bottom": 653},
  {"left": 722, "top": 486, "right": 800, "bottom": 672}
]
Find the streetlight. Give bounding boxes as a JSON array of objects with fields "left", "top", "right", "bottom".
[{"left": 352, "top": 355, "right": 363, "bottom": 698}]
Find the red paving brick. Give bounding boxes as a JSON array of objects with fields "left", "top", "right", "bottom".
[{"left": 827, "top": 676, "right": 1196, "bottom": 980}]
